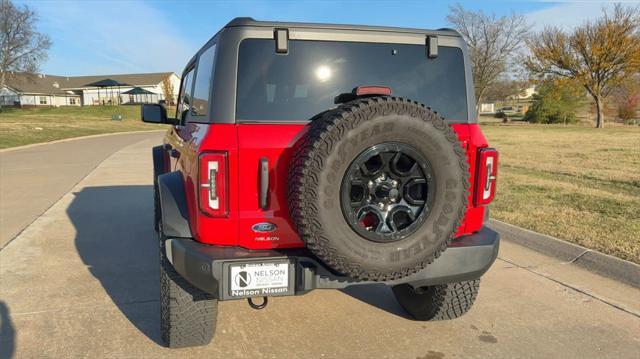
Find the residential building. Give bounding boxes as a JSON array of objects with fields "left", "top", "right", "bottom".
[
  {"left": 479, "top": 103, "right": 495, "bottom": 114},
  {"left": 0, "top": 72, "right": 180, "bottom": 107},
  {"left": 515, "top": 85, "right": 536, "bottom": 100}
]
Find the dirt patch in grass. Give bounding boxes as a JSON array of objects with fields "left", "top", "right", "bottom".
[
  {"left": 482, "top": 123, "right": 640, "bottom": 263},
  {"left": 0, "top": 106, "right": 167, "bottom": 149}
]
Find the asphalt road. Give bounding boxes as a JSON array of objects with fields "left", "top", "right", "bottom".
[
  {"left": 0, "top": 135, "right": 638, "bottom": 358},
  {"left": 0, "top": 132, "right": 165, "bottom": 249}
]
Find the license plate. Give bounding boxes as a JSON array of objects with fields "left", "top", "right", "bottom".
[{"left": 229, "top": 261, "right": 290, "bottom": 298}]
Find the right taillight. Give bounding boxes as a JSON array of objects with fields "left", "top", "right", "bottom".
[
  {"left": 474, "top": 148, "right": 498, "bottom": 206},
  {"left": 199, "top": 152, "right": 228, "bottom": 217}
]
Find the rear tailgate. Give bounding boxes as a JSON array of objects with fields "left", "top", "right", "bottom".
[{"left": 236, "top": 124, "right": 306, "bottom": 249}]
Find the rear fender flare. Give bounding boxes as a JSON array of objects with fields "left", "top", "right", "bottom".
[
  {"left": 152, "top": 145, "right": 166, "bottom": 182},
  {"left": 158, "top": 171, "right": 192, "bottom": 238}
]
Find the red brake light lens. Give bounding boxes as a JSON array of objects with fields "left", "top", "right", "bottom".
[
  {"left": 354, "top": 86, "right": 392, "bottom": 96},
  {"left": 199, "top": 152, "right": 228, "bottom": 217},
  {"left": 474, "top": 148, "right": 498, "bottom": 206}
]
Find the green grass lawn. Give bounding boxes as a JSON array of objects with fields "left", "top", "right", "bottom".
[
  {"left": 0, "top": 106, "right": 167, "bottom": 149},
  {"left": 482, "top": 123, "right": 640, "bottom": 264}
]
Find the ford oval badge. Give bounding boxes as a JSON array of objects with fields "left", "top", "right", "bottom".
[{"left": 252, "top": 222, "right": 277, "bottom": 233}]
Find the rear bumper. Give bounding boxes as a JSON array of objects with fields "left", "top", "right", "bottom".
[{"left": 165, "top": 226, "right": 500, "bottom": 301}]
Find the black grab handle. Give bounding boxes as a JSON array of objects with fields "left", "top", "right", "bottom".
[{"left": 259, "top": 158, "right": 269, "bottom": 210}]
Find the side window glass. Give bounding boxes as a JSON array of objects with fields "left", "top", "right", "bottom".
[
  {"left": 191, "top": 44, "right": 216, "bottom": 117},
  {"left": 176, "top": 68, "right": 194, "bottom": 123}
]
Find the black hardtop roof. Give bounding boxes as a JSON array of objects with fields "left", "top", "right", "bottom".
[{"left": 224, "top": 17, "right": 460, "bottom": 37}]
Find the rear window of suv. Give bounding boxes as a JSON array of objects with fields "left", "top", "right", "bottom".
[{"left": 236, "top": 39, "right": 467, "bottom": 122}]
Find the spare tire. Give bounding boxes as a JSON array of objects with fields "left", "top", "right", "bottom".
[{"left": 288, "top": 97, "right": 469, "bottom": 281}]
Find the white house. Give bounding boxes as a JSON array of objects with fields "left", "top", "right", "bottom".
[
  {"left": 479, "top": 103, "right": 495, "bottom": 114},
  {"left": 515, "top": 86, "right": 536, "bottom": 100},
  {"left": 1, "top": 72, "right": 180, "bottom": 107},
  {"left": 61, "top": 72, "right": 181, "bottom": 106},
  {"left": 1, "top": 73, "right": 81, "bottom": 107}
]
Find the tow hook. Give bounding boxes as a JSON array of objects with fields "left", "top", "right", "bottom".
[{"left": 247, "top": 296, "right": 268, "bottom": 310}]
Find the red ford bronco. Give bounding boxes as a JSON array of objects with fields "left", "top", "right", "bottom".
[{"left": 142, "top": 17, "right": 499, "bottom": 348}]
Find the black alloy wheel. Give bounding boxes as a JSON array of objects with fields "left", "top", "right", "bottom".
[
  {"left": 288, "top": 97, "right": 470, "bottom": 281},
  {"left": 341, "top": 142, "right": 435, "bottom": 242}
]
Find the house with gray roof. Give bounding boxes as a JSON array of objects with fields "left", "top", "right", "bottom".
[{"left": 0, "top": 72, "right": 179, "bottom": 107}]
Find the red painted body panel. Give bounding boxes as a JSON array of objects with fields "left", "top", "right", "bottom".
[
  {"left": 451, "top": 123, "right": 489, "bottom": 236},
  {"left": 170, "top": 124, "right": 241, "bottom": 247},
  {"left": 236, "top": 125, "right": 307, "bottom": 249},
  {"left": 176, "top": 122, "right": 491, "bottom": 250}
]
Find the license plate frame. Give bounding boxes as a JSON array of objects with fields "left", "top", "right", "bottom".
[{"left": 226, "top": 259, "right": 294, "bottom": 299}]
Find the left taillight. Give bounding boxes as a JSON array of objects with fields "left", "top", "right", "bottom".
[
  {"left": 199, "top": 152, "right": 228, "bottom": 217},
  {"left": 474, "top": 148, "right": 498, "bottom": 206}
]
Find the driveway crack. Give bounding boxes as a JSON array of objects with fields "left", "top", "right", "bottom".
[{"left": 497, "top": 257, "right": 640, "bottom": 319}]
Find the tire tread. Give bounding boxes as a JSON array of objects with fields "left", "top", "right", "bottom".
[
  {"left": 160, "top": 252, "right": 217, "bottom": 348},
  {"left": 288, "top": 97, "right": 470, "bottom": 281},
  {"left": 393, "top": 280, "right": 480, "bottom": 321}
]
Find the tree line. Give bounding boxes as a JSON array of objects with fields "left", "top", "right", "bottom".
[{"left": 449, "top": 3, "right": 640, "bottom": 127}]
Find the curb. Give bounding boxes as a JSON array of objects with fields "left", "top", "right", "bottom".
[
  {"left": 0, "top": 129, "right": 166, "bottom": 153},
  {"left": 489, "top": 219, "right": 640, "bottom": 288}
]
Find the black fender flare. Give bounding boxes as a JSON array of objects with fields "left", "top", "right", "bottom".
[
  {"left": 158, "top": 171, "right": 192, "bottom": 238},
  {"left": 152, "top": 145, "right": 166, "bottom": 183}
]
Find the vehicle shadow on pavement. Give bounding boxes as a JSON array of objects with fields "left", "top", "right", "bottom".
[
  {"left": 340, "top": 284, "right": 412, "bottom": 319},
  {"left": 67, "top": 186, "right": 162, "bottom": 346},
  {"left": 0, "top": 301, "right": 16, "bottom": 359}
]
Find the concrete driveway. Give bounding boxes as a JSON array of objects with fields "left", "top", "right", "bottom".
[{"left": 0, "top": 135, "right": 638, "bottom": 358}]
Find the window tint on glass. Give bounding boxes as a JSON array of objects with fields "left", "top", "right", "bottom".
[
  {"left": 176, "top": 68, "right": 194, "bottom": 122},
  {"left": 236, "top": 39, "right": 468, "bottom": 122},
  {"left": 192, "top": 44, "right": 216, "bottom": 117}
]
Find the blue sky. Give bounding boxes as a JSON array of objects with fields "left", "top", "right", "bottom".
[{"left": 18, "top": 0, "right": 629, "bottom": 76}]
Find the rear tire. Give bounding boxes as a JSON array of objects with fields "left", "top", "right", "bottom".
[
  {"left": 392, "top": 280, "right": 480, "bottom": 320},
  {"left": 160, "top": 241, "right": 218, "bottom": 348}
]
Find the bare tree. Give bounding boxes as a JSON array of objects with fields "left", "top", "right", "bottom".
[
  {"left": 525, "top": 4, "right": 640, "bottom": 128},
  {"left": 161, "top": 76, "right": 175, "bottom": 105},
  {"left": 447, "top": 4, "right": 530, "bottom": 113},
  {"left": 483, "top": 78, "right": 531, "bottom": 103},
  {"left": 0, "top": 0, "right": 52, "bottom": 87}
]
